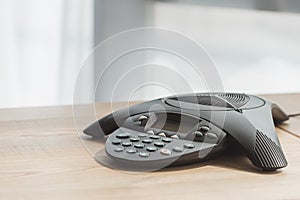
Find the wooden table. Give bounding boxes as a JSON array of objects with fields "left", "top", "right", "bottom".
[{"left": 1, "top": 94, "right": 299, "bottom": 200}]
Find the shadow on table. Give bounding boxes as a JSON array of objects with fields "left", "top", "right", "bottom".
[
  {"left": 161, "top": 154, "right": 282, "bottom": 175},
  {"left": 93, "top": 148, "right": 283, "bottom": 175}
]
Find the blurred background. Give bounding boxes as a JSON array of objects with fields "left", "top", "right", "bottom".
[{"left": 1, "top": 0, "right": 300, "bottom": 108}]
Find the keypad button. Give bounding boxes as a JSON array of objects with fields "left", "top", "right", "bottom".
[
  {"left": 116, "top": 133, "right": 130, "bottom": 139},
  {"left": 133, "top": 121, "right": 142, "bottom": 126},
  {"left": 142, "top": 139, "right": 153, "bottom": 144},
  {"left": 171, "top": 135, "right": 179, "bottom": 139},
  {"left": 166, "top": 132, "right": 176, "bottom": 137},
  {"left": 122, "top": 142, "right": 132, "bottom": 147},
  {"left": 134, "top": 143, "right": 145, "bottom": 148},
  {"left": 146, "top": 146, "right": 157, "bottom": 152},
  {"left": 138, "top": 133, "right": 148, "bottom": 137},
  {"left": 162, "top": 138, "right": 172, "bottom": 143},
  {"left": 146, "top": 130, "right": 155, "bottom": 135},
  {"left": 111, "top": 139, "right": 122, "bottom": 145},
  {"left": 139, "top": 152, "right": 150, "bottom": 158},
  {"left": 114, "top": 147, "right": 124, "bottom": 152},
  {"left": 154, "top": 142, "right": 165, "bottom": 147},
  {"left": 160, "top": 148, "right": 171, "bottom": 155},
  {"left": 193, "top": 131, "right": 204, "bottom": 138},
  {"left": 130, "top": 137, "right": 140, "bottom": 142},
  {"left": 199, "top": 126, "right": 210, "bottom": 133},
  {"left": 126, "top": 148, "right": 137, "bottom": 154},
  {"left": 183, "top": 143, "right": 195, "bottom": 149},
  {"left": 172, "top": 146, "right": 184, "bottom": 152},
  {"left": 207, "top": 132, "right": 218, "bottom": 140},
  {"left": 138, "top": 115, "right": 148, "bottom": 121},
  {"left": 158, "top": 132, "right": 166, "bottom": 137},
  {"left": 135, "top": 115, "right": 148, "bottom": 126},
  {"left": 150, "top": 135, "right": 160, "bottom": 139}
]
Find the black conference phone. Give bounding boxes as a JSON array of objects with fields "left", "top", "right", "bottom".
[{"left": 83, "top": 93, "right": 289, "bottom": 171}]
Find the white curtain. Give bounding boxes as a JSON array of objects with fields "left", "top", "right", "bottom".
[
  {"left": 2, "top": 0, "right": 300, "bottom": 109},
  {"left": 0, "top": 0, "right": 94, "bottom": 108}
]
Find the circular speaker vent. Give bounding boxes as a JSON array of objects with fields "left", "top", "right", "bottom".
[
  {"left": 164, "top": 93, "right": 264, "bottom": 111},
  {"left": 218, "top": 93, "right": 250, "bottom": 108},
  {"left": 168, "top": 95, "right": 233, "bottom": 108}
]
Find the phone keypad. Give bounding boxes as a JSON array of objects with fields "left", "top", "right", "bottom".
[
  {"left": 106, "top": 113, "right": 226, "bottom": 166},
  {"left": 106, "top": 128, "right": 217, "bottom": 164}
]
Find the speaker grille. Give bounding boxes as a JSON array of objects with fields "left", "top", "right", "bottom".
[
  {"left": 218, "top": 93, "right": 250, "bottom": 108},
  {"left": 254, "top": 130, "right": 287, "bottom": 170},
  {"left": 169, "top": 95, "right": 233, "bottom": 108}
]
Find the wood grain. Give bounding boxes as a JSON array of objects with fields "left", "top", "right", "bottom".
[{"left": 0, "top": 94, "right": 299, "bottom": 200}]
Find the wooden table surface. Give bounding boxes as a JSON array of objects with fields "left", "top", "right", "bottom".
[{"left": 0, "top": 94, "right": 300, "bottom": 200}]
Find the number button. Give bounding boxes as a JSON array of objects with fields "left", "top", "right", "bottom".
[
  {"left": 138, "top": 133, "right": 148, "bottom": 138},
  {"left": 193, "top": 131, "right": 204, "bottom": 138},
  {"left": 146, "top": 146, "right": 157, "bottom": 152},
  {"left": 172, "top": 146, "right": 184, "bottom": 152},
  {"left": 139, "top": 152, "right": 150, "bottom": 158},
  {"left": 116, "top": 133, "right": 130, "bottom": 139},
  {"left": 114, "top": 147, "right": 124, "bottom": 152},
  {"left": 154, "top": 142, "right": 165, "bottom": 147},
  {"left": 111, "top": 139, "right": 122, "bottom": 145},
  {"left": 122, "top": 142, "right": 132, "bottom": 147},
  {"left": 160, "top": 149, "right": 171, "bottom": 155},
  {"left": 199, "top": 126, "right": 210, "bottom": 133},
  {"left": 130, "top": 137, "right": 140, "bottom": 142},
  {"left": 142, "top": 139, "right": 153, "bottom": 144},
  {"left": 126, "top": 149, "right": 137, "bottom": 154},
  {"left": 171, "top": 135, "right": 179, "bottom": 139},
  {"left": 206, "top": 132, "right": 218, "bottom": 140},
  {"left": 183, "top": 143, "right": 195, "bottom": 149},
  {"left": 150, "top": 135, "right": 160, "bottom": 139},
  {"left": 134, "top": 143, "right": 145, "bottom": 148},
  {"left": 162, "top": 138, "right": 172, "bottom": 143}
]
